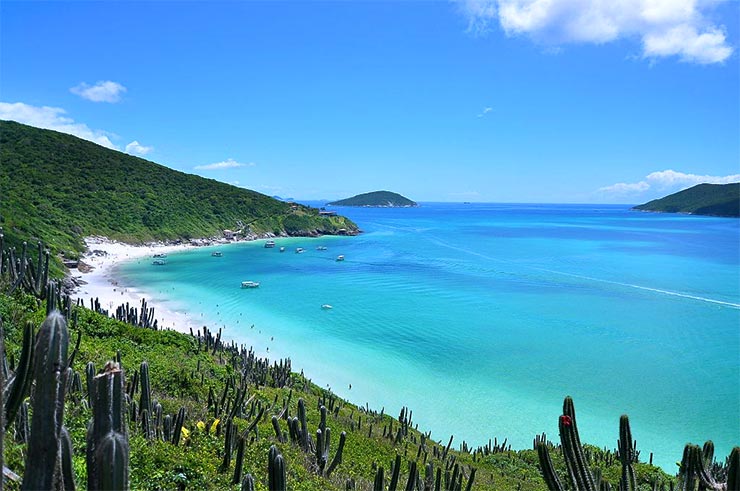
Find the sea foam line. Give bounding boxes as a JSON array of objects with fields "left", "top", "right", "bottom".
[{"left": 427, "top": 236, "right": 740, "bottom": 310}]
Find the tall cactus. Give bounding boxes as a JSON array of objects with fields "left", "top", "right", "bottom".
[
  {"left": 559, "top": 396, "right": 597, "bottom": 491},
  {"left": 139, "top": 361, "right": 152, "bottom": 417},
  {"left": 618, "top": 415, "right": 637, "bottom": 491},
  {"left": 87, "top": 363, "right": 129, "bottom": 490},
  {"left": 22, "top": 311, "right": 70, "bottom": 491},
  {"left": 268, "top": 445, "right": 287, "bottom": 491},
  {"left": 4, "top": 321, "right": 35, "bottom": 430}
]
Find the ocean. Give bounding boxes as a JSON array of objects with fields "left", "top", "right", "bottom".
[{"left": 117, "top": 203, "right": 740, "bottom": 470}]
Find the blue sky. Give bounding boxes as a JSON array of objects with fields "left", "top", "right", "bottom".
[{"left": 1, "top": 1, "right": 738, "bottom": 203}]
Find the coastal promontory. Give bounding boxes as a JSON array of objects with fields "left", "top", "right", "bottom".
[
  {"left": 328, "top": 190, "right": 417, "bottom": 207},
  {"left": 0, "top": 120, "right": 359, "bottom": 260},
  {"left": 633, "top": 183, "right": 740, "bottom": 218}
]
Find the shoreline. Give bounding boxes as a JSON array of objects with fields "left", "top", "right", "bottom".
[{"left": 72, "top": 236, "right": 233, "bottom": 334}]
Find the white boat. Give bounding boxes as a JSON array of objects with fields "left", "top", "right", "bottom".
[
  {"left": 295, "top": 247, "right": 305, "bottom": 254},
  {"left": 241, "top": 281, "right": 260, "bottom": 288},
  {"left": 316, "top": 246, "right": 327, "bottom": 251},
  {"left": 336, "top": 255, "right": 345, "bottom": 262},
  {"left": 153, "top": 253, "right": 167, "bottom": 258},
  {"left": 211, "top": 251, "right": 223, "bottom": 257},
  {"left": 321, "top": 304, "right": 333, "bottom": 309},
  {"left": 152, "top": 259, "right": 167, "bottom": 266},
  {"left": 279, "top": 247, "right": 286, "bottom": 252},
  {"left": 265, "top": 240, "right": 276, "bottom": 248}
]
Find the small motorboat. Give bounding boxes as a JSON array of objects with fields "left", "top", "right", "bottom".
[
  {"left": 316, "top": 246, "right": 328, "bottom": 251},
  {"left": 336, "top": 255, "right": 345, "bottom": 262},
  {"left": 279, "top": 247, "right": 286, "bottom": 252},
  {"left": 295, "top": 248, "right": 305, "bottom": 254},
  {"left": 153, "top": 253, "right": 167, "bottom": 258},
  {"left": 211, "top": 251, "right": 223, "bottom": 257},
  {"left": 321, "top": 304, "right": 333, "bottom": 309},
  {"left": 265, "top": 240, "right": 276, "bottom": 248},
  {"left": 152, "top": 259, "right": 167, "bottom": 266},
  {"left": 241, "top": 281, "right": 260, "bottom": 288}
]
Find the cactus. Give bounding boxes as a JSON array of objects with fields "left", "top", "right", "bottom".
[
  {"left": 4, "top": 321, "right": 34, "bottom": 431},
  {"left": 617, "top": 415, "right": 637, "bottom": 491},
  {"left": 728, "top": 447, "right": 740, "bottom": 491},
  {"left": 373, "top": 466, "right": 385, "bottom": 491},
  {"left": 232, "top": 436, "right": 246, "bottom": 484},
  {"left": 537, "top": 439, "right": 565, "bottom": 491},
  {"left": 297, "top": 398, "right": 309, "bottom": 451},
  {"left": 87, "top": 363, "right": 129, "bottom": 490},
  {"left": 139, "top": 361, "right": 152, "bottom": 417},
  {"left": 389, "top": 454, "right": 402, "bottom": 491},
  {"left": 86, "top": 362, "right": 95, "bottom": 401},
  {"left": 220, "top": 418, "right": 235, "bottom": 472},
  {"left": 22, "top": 311, "right": 70, "bottom": 491},
  {"left": 326, "top": 431, "right": 346, "bottom": 477},
  {"left": 559, "top": 396, "right": 597, "bottom": 491},
  {"left": 268, "top": 445, "right": 287, "bottom": 491},
  {"left": 171, "top": 407, "right": 186, "bottom": 446},
  {"left": 60, "top": 427, "right": 76, "bottom": 491},
  {"left": 241, "top": 473, "right": 255, "bottom": 491}
]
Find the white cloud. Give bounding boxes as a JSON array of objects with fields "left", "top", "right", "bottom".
[
  {"left": 125, "top": 140, "right": 153, "bottom": 156},
  {"left": 645, "top": 169, "right": 740, "bottom": 188},
  {"left": 455, "top": 0, "right": 733, "bottom": 64},
  {"left": 70, "top": 81, "right": 127, "bottom": 103},
  {"left": 0, "top": 101, "right": 117, "bottom": 149},
  {"left": 194, "top": 158, "right": 255, "bottom": 170},
  {"left": 477, "top": 106, "right": 494, "bottom": 117},
  {"left": 598, "top": 181, "right": 651, "bottom": 194},
  {"left": 599, "top": 169, "right": 740, "bottom": 196}
]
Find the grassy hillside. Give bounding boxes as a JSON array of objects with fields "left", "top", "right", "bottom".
[
  {"left": 633, "top": 183, "right": 740, "bottom": 217},
  {"left": 328, "top": 191, "right": 417, "bottom": 207},
  {"left": 0, "top": 121, "right": 358, "bottom": 261}
]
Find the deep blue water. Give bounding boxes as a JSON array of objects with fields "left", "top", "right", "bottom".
[{"left": 118, "top": 203, "right": 740, "bottom": 470}]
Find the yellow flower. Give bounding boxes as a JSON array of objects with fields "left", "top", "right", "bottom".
[
  {"left": 210, "top": 418, "right": 220, "bottom": 434},
  {"left": 180, "top": 426, "right": 191, "bottom": 444},
  {"left": 196, "top": 421, "right": 206, "bottom": 432}
]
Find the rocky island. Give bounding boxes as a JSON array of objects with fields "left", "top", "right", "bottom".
[
  {"left": 633, "top": 183, "right": 739, "bottom": 218},
  {"left": 328, "top": 190, "right": 418, "bottom": 207}
]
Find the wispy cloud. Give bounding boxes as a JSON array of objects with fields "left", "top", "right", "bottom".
[
  {"left": 70, "top": 80, "right": 127, "bottom": 103},
  {"left": 0, "top": 101, "right": 117, "bottom": 149},
  {"left": 599, "top": 169, "right": 740, "bottom": 196},
  {"left": 477, "top": 106, "right": 493, "bottom": 118},
  {"left": 125, "top": 140, "right": 153, "bottom": 156},
  {"left": 194, "top": 158, "right": 255, "bottom": 171},
  {"left": 455, "top": 0, "right": 733, "bottom": 64}
]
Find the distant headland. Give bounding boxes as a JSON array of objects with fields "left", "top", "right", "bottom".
[
  {"left": 633, "top": 183, "right": 739, "bottom": 218},
  {"left": 328, "top": 190, "right": 418, "bottom": 207}
]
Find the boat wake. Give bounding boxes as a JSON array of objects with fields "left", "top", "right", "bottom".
[{"left": 427, "top": 237, "right": 740, "bottom": 310}]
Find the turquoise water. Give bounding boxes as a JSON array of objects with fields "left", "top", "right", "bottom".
[{"left": 118, "top": 203, "right": 740, "bottom": 470}]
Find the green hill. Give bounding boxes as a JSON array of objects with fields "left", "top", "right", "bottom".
[
  {"left": 633, "top": 183, "right": 740, "bottom": 217},
  {"left": 328, "top": 191, "right": 417, "bottom": 207},
  {"left": 0, "top": 121, "right": 359, "bottom": 261}
]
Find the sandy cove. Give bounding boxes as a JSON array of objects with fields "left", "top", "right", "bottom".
[{"left": 72, "top": 237, "right": 212, "bottom": 333}]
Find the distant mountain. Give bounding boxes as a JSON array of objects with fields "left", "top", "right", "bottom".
[
  {"left": 633, "top": 183, "right": 740, "bottom": 217},
  {"left": 0, "top": 121, "right": 359, "bottom": 260},
  {"left": 328, "top": 191, "right": 417, "bottom": 207}
]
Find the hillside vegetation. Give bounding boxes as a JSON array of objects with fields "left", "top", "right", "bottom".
[
  {"left": 328, "top": 191, "right": 417, "bottom": 207},
  {"left": 0, "top": 121, "right": 358, "bottom": 261},
  {"left": 633, "top": 183, "right": 740, "bottom": 217}
]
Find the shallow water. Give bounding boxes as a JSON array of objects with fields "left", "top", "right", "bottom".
[{"left": 118, "top": 203, "right": 740, "bottom": 470}]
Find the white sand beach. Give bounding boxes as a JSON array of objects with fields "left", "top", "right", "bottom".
[{"left": 71, "top": 237, "right": 203, "bottom": 333}]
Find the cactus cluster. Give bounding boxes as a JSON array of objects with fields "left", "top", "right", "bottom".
[{"left": 536, "top": 397, "right": 740, "bottom": 491}]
